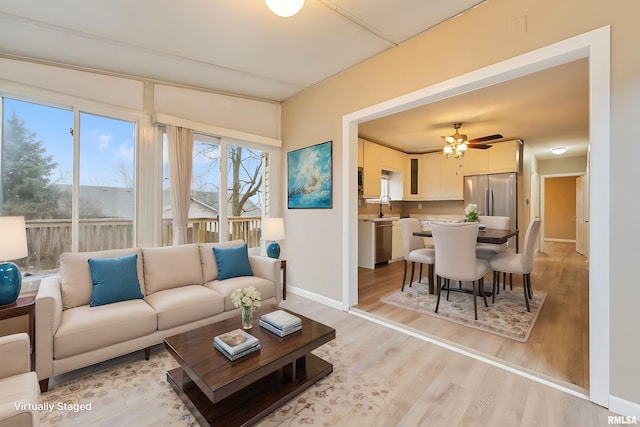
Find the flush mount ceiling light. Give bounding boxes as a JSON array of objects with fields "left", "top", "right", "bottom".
[
  {"left": 265, "top": 0, "right": 305, "bottom": 17},
  {"left": 551, "top": 146, "right": 567, "bottom": 155}
]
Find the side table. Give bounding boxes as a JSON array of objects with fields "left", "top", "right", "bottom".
[
  {"left": 0, "top": 295, "right": 36, "bottom": 371},
  {"left": 281, "top": 259, "right": 287, "bottom": 300}
]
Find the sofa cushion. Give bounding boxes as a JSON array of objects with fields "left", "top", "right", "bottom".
[
  {"left": 145, "top": 285, "right": 225, "bottom": 330},
  {"left": 142, "top": 244, "right": 203, "bottom": 295},
  {"left": 212, "top": 243, "right": 254, "bottom": 280},
  {"left": 200, "top": 240, "right": 246, "bottom": 283},
  {"left": 60, "top": 248, "right": 145, "bottom": 310},
  {"left": 205, "top": 276, "right": 276, "bottom": 311},
  {"left": 89, "top": 254, "right": 144, "bottom": 307},
  {"left": 54, "top": 299, "right": 157, "bottom": 359}
]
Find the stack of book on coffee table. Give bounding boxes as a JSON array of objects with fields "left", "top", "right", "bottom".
[
  {"left": 259, "top": 310, "right": 302, "bottom": 337},
  {"left": 213, "top": 329, "right": 260, "bottom": 361}
]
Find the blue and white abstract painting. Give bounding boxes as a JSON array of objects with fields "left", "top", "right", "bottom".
[{"left": 287, "top": 141, "right": 332, "bottom": 209}]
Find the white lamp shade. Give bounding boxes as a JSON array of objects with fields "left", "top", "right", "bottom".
[
  {"left": 0, "top": 216, "right": 28, "bottom": 261},
  {"left": 265, "top": 0, "right": 305, "bottom": 17},
  {"left": 263, "top": 218, "right": 285, "bottom": 241}
]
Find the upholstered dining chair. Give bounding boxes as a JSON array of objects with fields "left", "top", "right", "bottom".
[
  {"left": 431, "top": 222, "right": 490, "bottom": 320},
  {"left": 398, "top": 218, "right": 435, "bottom": 292},
  {"left": 489, "top": 220, "right": 542, "bottom": 312},
  {"left": 475, "top": 215, "right": 511, "bottom": 260}
]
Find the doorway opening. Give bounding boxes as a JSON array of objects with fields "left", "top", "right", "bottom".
[{"left": 342, "top": 27, "right": 610, "bottom": 406}]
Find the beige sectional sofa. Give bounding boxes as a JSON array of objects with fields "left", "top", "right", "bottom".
[{"left": 35, "top": 240, "right": 281, "bottom": 392}]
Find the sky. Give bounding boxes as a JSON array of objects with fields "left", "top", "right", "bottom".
[{"left": 3, "top": 97, "right": 134, "bottom": 187}]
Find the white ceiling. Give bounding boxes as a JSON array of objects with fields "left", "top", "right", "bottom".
[{"left": 0, "top": 0, "right": 588, "bottom": 160}]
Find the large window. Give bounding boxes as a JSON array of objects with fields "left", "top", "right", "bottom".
[
  {"left": 162, "top": 132, "right": 268, "bottom": 249},
  {"left": 1, "top": 97, "right": 136, "bottom": 275}
]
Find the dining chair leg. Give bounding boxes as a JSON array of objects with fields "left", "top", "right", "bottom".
[
  {"left": 509, "top": 273, "right": 513, "bottom": 290},
  {"left": 435, "top": 275, "right": 442, "bottom": 313},
  {"left": 418, "top": 264, "right": 423, "bottom": 283},
  {"left": 479, "top": 278, "right": 489, "bottom": 307},
  {"left": 526, "top": 273, "right": 533, "bottom": 299},
  {"left": 409, "top": 262, "right": 415, "bottom": 287},
  {"left": 446, "top": 279, "right": 451, "bottom": 301},
  {"left": 502, "top": 272, "right": 506, "bottom": 290},
  {"left": 428, "top": 264, "right": 435, "bottom": 294},
  {"left": 472, "top": 281, "right": 478, "bottom": 320},
  {"left": 401, "top": 260, "right": 408, "bottom": 291},
  {"left": 491, "top": 271, "right": 497, "bottom": 303},
  {"left": 523, "top": 274, "right": 531, "bottom": 312}
]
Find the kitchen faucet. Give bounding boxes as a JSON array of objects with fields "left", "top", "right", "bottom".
[{"left": 379, "top": 195, "right": 392, "bottom": 218}]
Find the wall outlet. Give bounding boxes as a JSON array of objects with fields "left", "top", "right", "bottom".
[{"left": 418, "top": 203, "right": 423, "bottom": 209}]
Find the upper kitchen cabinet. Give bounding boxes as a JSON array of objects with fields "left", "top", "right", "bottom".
[
  {"left": 421, "top": 152, "right": 463, "bottom": 200},
  {"left": 462, "top": 140, "right": 522, "bottom": 175},
  {"left": 359, "top": 138, "right": 405, "bottom": 199},
  {"left": 403, "top": 156, "right": 421, "bottom": 199}
]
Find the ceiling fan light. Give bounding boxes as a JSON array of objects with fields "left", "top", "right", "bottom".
[
  {"left": 443, "top": 145, "right": 453, "bottom": 155},
  {"left": 551, "top": 146, "right": 567, "bottom": 155},
  {"left": 265, "top": 0, "right": 305, "bottom": 17},
  {"left": 458, "top": 143, "right": 468, "bottom": 152}
]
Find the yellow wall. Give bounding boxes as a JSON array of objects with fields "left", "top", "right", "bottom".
[
  {"left": 281, "top": 0, "right": 640, "bottom": 407},
  {"left": 545, "top": 176, "right": 577, "bottom": 240}
]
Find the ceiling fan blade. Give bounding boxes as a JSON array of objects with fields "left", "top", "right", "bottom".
[
  {"left": 467, "top": 144, "right": 492, "bottom": 150},
  {"left": 468, "top": 134, "right": 503, "bottom": 143}
]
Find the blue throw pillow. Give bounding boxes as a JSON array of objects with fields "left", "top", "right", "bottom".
[
  {"left": 212, "top": 244, "right": 254, "bottom": 280},
  {"left": 88, "top": 254, "right": 144, "bottom": 307}
]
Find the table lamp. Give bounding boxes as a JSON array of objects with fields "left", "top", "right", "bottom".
[
  {"left": 0, "top": 216, "right": 29, "bottom": 306},
  {"left": 263, "top": 218, "right": 285, "bottom": 259}
]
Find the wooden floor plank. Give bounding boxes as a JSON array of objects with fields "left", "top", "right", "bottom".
[{"left": 355, "top": 241, "right": 589, "bottom": 390}]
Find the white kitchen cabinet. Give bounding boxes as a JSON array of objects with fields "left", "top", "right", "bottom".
[
  {"left": 358, "top": 220, "right": 375, "bottom": 269},
  {"left": 391, "top": 220, "right": 403, "bottom": 261},
  {"left": 361, "top": 139, "right": 381, "bottom": 198},
  {"left": 403, "top": 156, "right": 421, "bottom": 199},
  {"left": 462, "top": 140, "right": 521, "bottom": 175},
  {"left": 421, "top": 152, "right": 463, "bottom": 200}
]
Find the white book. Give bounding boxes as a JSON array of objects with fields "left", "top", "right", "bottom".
[
  {"left": 260, "top": 310, "right": 302, "bottom": 330},
  {"left": 214, "top": 341, "right": 260, "bottom": 361},
  {"left": 259, "top": 319, "right": 302, "bottom": 337},
  {"left": 213, "top": 329, "right": 259, "bottom": 355}
]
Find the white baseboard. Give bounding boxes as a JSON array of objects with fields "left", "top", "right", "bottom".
[
  {"left": 286, "top": 285, "right": 343, "bottom": 311},
  {"left": 544, "top": 238, "right": 576, "bottom": 243},
  {"left": 609, "top": 395, "right": 640, "bottom": 419}
]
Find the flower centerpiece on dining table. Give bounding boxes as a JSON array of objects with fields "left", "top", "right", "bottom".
[
  {"left": 464, "top": 203, "right": 479, "bottom": 222},
  {"left": 231, "top": 286, "right": 262, "bottom": 329}
]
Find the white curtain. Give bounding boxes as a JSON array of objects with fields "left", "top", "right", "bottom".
[{"left": 167, "top": 125, "right": 194, "bottom": 245}]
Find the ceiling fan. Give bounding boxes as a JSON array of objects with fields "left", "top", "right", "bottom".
[
  {"left": 442, "top": 122, "right": 503, "bottom": 149},
  {"left": 441, "top": 123, "right": 503, "bottom": 158}
]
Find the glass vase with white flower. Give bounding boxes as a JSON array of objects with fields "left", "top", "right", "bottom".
[
  {"left": 231, "top": 286, "right": 262, "bottom": 330},
  {"left": 464, "top": 204, "right": 479, "bottom": 222}
]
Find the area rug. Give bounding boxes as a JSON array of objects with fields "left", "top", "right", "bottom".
[
  {"left": 380, "top": 281, "right": 546, "bottom": 342},
  {"left": 38, "top": 340, "right": 393, "bottom": 427}
]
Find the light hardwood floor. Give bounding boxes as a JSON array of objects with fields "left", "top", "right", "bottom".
[{"left": 355, "top": 241, "right": 589, "bottom": 391}]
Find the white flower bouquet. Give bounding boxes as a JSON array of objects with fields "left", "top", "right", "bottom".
[
  {"left": 464, "top": 203, "right": 479, "bottom": 222},
  {"left": 231, "top": 286, "right": 262, "bottom": 310}
]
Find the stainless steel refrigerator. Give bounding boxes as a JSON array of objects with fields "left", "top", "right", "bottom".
[{"left": 464, "top": 172, "right": 517, "bottom": 234}]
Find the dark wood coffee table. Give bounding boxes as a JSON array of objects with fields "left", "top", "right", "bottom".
[{"left": 164, "top": 305, "right": 335, "bottom": 426}]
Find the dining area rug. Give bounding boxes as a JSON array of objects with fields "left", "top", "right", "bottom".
[{"left": 380, "top": 281, "right": 546, "bottom": 342}]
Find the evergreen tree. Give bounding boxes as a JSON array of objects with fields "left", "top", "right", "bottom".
[{"left": 2, "top": 111, "right": 60, "bottom": 219}]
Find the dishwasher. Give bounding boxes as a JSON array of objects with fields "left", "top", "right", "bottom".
[{"left": 375, "top": 221, "right": 393, "bottom": 264}]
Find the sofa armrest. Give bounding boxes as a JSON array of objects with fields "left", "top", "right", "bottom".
[
  {"left": 0, "top": 333, "right": 30, "bottom": 378},
  {"left": 35, "top": 276, "right": 63, "bottom": 381},
  {"left": 249, "top": 256, "right": 282, "bottom": 303},
  {"left": 0, "top": 400, "right": 39, "bottom": 427}
]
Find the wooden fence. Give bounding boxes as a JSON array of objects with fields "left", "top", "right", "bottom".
[{"left": 21, "top": 217, "right": 262, "bottom": 272}]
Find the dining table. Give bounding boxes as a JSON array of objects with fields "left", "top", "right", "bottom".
[{"left": 412, "top": 227, "right": 519, "bottom": 294}]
